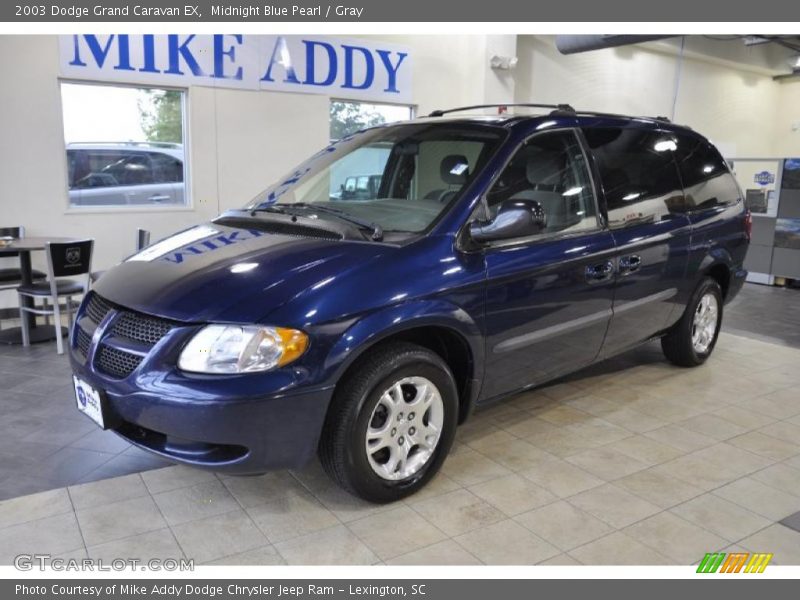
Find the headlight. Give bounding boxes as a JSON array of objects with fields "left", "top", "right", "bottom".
[{"left": 178, "top": 325, "right": 308, "bottom": 374}]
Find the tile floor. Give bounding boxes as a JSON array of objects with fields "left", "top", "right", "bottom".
[
  {"left": 1, "top": 326, "right": 800, "bottom": 565},
  {"left": 0, "top": 281, "right": 796, "bottom": 503},
  {"left": 0, "top": 340, "right": 172, "bottom": 500},
  {"left": 724, "top": 282, "right": 800, "bottom": 348}
]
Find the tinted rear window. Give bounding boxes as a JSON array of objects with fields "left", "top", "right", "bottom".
[
  {"left": 673, "top": 134, "right": 740, "bottom": 210},
  {"left": 583, "top": 127, "right": 684, "bottom": 227}
]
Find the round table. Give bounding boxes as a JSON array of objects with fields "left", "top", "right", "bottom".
[{"left": 0, "top": 237, "right": 77, "bottom": 345}]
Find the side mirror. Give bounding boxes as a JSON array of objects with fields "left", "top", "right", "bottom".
[{"left": 469, "top": 199, "right": 546, "bottom": 243}]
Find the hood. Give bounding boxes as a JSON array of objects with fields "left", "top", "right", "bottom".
[{"left": 93, "top": 218, "right": 393, "bottom": 324}]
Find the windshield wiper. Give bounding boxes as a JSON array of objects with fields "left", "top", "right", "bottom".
[
  {"left": 287, "top": 203, "right": 384, "bottom": 241},
  {"left": 249, "top": 205, "right": 287, "bottom": 216}
]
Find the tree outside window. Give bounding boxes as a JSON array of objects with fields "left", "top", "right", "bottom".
[{"left": 330, "top": 101, "right": 413, "bottom": 141}]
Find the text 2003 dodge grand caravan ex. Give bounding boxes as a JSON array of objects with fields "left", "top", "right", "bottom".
[{"left": 70, "top": 105, "right": 750, "bottom": 502}]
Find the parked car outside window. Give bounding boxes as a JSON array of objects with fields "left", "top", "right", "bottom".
[{"left": 66, "top": 142, "right": 184, "bottom": 207}]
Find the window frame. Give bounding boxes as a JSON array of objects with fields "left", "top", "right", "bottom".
[
  {"left": 59, "top": 79, "right": 192, "bottom": 214},
  {"left": 462, "top": 127, "right": 605, "bottom": 251}
]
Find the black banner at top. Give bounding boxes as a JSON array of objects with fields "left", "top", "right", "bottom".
[{"left": 2, "top": 0, "right": 800, "bottom": 22}]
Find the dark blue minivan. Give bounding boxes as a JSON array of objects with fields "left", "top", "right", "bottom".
[{"left": 70, "top": 105, "right": 750, "bottom": 502}]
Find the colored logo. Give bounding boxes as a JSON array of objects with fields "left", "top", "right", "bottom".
[
  {"left": 76, "top": 387, "right": 87, "bottom": 408},
  {"left": 697, "top": 552, "right": 773, "bottom": 573},
  {"left": 754, "top": 171, "right": 775, "bottom": 186}
]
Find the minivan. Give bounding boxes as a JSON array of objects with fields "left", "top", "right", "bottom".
[{"left": 70, "top": 104, "right": 750, "bottom": 502}]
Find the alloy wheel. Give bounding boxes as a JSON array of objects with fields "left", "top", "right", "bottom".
[
  {"left": 365, "top": 376, "right": 444, "bottom": 481},
  {"left": 691, "top": 292, "right": 719, "bottom": 354}
]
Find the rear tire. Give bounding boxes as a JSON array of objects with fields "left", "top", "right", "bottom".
[
  {"left": 319, "top": 342, "right": 458, "bottom": 503},
  {"left": 661, "top": 277, "right": 723, "bottom": 367}
]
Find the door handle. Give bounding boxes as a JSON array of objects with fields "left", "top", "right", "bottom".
[
  {"left": 148, "top": 195, "right": 170, "bottom": 202},
  {"left": 619, "top": 254, "right": 642, "bottom": 275},
  {"left": 585, "top": 261, "right": 614, "bottom": 283}
]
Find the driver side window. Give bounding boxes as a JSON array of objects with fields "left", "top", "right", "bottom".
[{"left": 486, "top": 130, "right": 598, "bottom": 236}]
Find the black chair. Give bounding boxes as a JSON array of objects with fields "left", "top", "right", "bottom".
[
  {"left": 18, "top": 239, "right": 94, "bottom": 354},
  {"left": 0, "top": 226, "right": 47, "bottom": 291},
  {"left": 90, "top": 228, "right": 150, "bottom": 284}
]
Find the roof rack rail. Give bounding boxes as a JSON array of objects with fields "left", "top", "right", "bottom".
[
  {"left": 428, "top": 103, "right": 575, "bottom": 117},
  {"left": 426, "top": 105, "right": 684, "bottom": 128},
  {"left": 567, "top": 110, "right": 677, "bottom": 124},
  {"left": 568, "top": 110, "right": 631, "bottom": 120}
]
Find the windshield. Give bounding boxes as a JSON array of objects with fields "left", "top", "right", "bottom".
[{"left": 246, "top": 122, "right": 505, "bottom": 233}]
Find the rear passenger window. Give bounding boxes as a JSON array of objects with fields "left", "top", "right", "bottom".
[
  {"left": 149, "top": 152, "right": 183, "bottom": 184},
  {"left": 107, "top": 153, "right": 154, "bottom": 186},
  {"left": 673, "top": 134, "right": 740, "bottom": 210},
  {"left": 583, "top": 127, "right": 685, "bottom": 227}
]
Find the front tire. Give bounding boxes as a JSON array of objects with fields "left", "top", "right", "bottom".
[
  {"left": 661, "top": 277, "right": 723, "bottom": 367},
  {"left": 319, "top": 342, "right": 458, "bottom": 503}
]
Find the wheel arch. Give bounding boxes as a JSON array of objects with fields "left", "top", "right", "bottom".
[
  {"left": 698, "top": 247, "right": 734, "bottom": 300},
  {"left": 323, "top": 302, "right": 484, "bottom": 425}
]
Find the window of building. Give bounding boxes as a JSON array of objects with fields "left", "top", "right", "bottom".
[
  {"left": 330, "top": 100, "right": 413, "bottom": 141},
  {"left": 61, "top": 82, "right": 187, "bottom": 208},
  {"left": 486, "top": 130, "right": 598, "bottom": 237},
  {"left": 583, "top": 127, "right": 684, "bottom": 227},
  {"left": 783, "top": 159, "right": 800, "bottom": 190}
]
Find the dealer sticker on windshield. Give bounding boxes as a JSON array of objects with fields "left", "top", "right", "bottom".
[{"left": 73, "top": 376, "right": 105, "bottom": 429}]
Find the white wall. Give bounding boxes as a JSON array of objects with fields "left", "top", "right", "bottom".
[
  {"left": 514, "top": 35, "right": 789, "bottom": 158},
  {"left": 774, "top": 79, "right": 800, "bottom": 157},
  {"left": 0, "top": 34, "right": 497, "bottom": 311},
  {"left": 357, "top": 34, "right": 516, "bottom": 116},
  {"left": 0, "top": 36, "right": 216, "bottom": 284}
]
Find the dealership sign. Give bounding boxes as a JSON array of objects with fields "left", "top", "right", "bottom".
[{"left": 58, "top": 35, "right": 412, "bottom": 103}]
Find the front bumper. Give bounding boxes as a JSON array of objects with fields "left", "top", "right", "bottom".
[
  {"left": 68, "top": 293, "right": 334, "bottom": 474},
  {"left": 71, "top": 356, "right": 334, "bottom": 473}
]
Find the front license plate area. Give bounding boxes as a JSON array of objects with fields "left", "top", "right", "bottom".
[{"left": 73, "top": 375, "right": 107, "bottom": 429}]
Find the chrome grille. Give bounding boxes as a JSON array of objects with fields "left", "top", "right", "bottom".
[
  {"left": 75, "top": 328, "right": 92, "bottom": 359},
  {"left": 111, "top": 312, "right": 175, "bottom": 345},
  {"left": 96, "top": 346, "right": 144, "bottom": 379},
  {"left": 85, "top": 293, "right": 112, "bottom": 325},
  {"left": 75, "top": 292, "right": 179, "bottom": 380}
]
